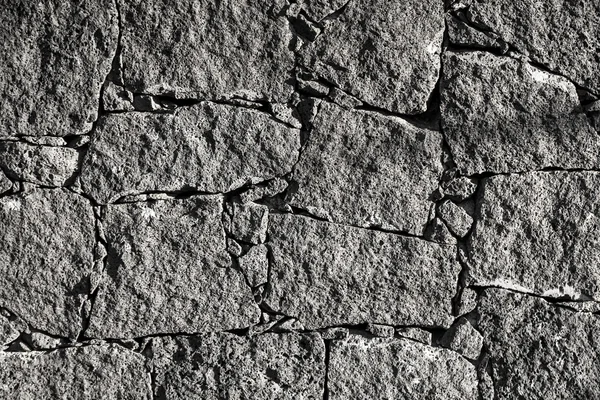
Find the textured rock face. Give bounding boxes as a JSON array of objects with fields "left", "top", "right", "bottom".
[
  {"left": 478, "top": 289, "right": 600, "bottom": 399},
  {"left": 328, "top": 336, "right": 478, "bottom": 399},
  {"left": 152, "top": 333, "right": 325, "bottom": 399},
  {"left": 465, "top": 0, "right": 600, "bottom": 93},
  {"left": 0, "top": 189, "right": 95, "bottom": 338},
  {"left": 290, "top": 102, "right": 444, "bottom": 235},
  {"left": 0, "top": 0, "right": 118, "bottom": 137},
  {"left": 3, "top": 0, "right": 599, "bottom": 397},
  {"left": 87, "top": 196, "right": 259, "bottom": 338},
  {"left": 0, "top": 142, "right": 79, "bottom": 186},
  {"left": 441, "top": 51, "right": 600, "bottom": 175},
  {"left": 79, "top": 102, "right": 300, "bottom": 203},
  {"left": 468, "top": 172, "right": 600, "bottom": 300},
  {"left": 0, "top": 345, "right": 151, "bottom": 399},
  {"left": 299, "top": 0, "right": 444, "bottom": 114},
  {"left": 267, "top": 214, "right": 460, "bottom": 329},
  {"left": 119, "top": 0, "right": 294, "bottom": 101}
]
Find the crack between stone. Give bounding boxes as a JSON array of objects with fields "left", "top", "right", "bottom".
[{"left": 448, "top": 7, "right": 600, "bottom": 98}]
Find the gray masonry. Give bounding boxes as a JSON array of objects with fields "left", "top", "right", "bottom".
[{"left": 0, "top": 0, "right": 599, "bottom": 398}]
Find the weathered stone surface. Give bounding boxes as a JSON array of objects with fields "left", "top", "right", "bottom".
[
  {"left": 79, "top": 102, "right": 300, "bottom": 203},
  {"left": 87, "top": 196, "right": 259, "bottom": 338},
  {"left": 424, "top": 217, "right": 457, "bottom": 245},
  {"left": 231, "top": 202, "right": 269, "bottom": 244},
  {"left": 0, "top": 315, "right": 20, "bottom": 346},
  {"left": 0, "top": 345, "right": 151, "bottom": 399},
  {"left": 438, "top": 200, "right": 473, "bottom": 238},
  {"left": 441, "top": 51, "right": 600, "bottom": 174},
  {"left": 299, "top": 0, "right": 348, "bottom": 21},
  {"left": 396, "top": 327, "right": 432, "bottom": 345},
  {"left": 119, "top": 0, "right": 294, "bottom": 102},
  {"left": 239, "top": 245, "right": 269, "bottom": 287},
  {"left": 289, "top": 102, "right": 444, "bottom": 235},
  {"left": 0, "top": 0, "right": 118, "bottom": 137},
  {"left": 267, "top": 214, "right": 460, "bottom": 329},
  {"left": 239, "top": 178, "right": 288, "bottom": 203},
  {"left": 0, "top": 169, "right": 11, "bottom": 194},
  {"left": 299, "top": 0, "right": 444, "bottom": 114},
  {"left": 0, "top": 189, "right": 94, "bottom": 338},
  {"left": 440, "top": 317, "right": 483, "bottom": 360},
  {"left": 443, "top": 177, "right": 477, "bottom": 201},
  {"left": 328, "top": 336, "right": 478, "bottom": 399},
  {"left": 102, "top": 82, "right": 134, "bottom": 112},
  {"left": 152, "top": 332, "right": 325, "bottom": 399},
  {"left": 446, "top": 14, "right": 504, "bottom": 50},
  {"left": 468, "top": 172, "right": 600, "bottom": 300},
  {"left": 477, "top": 289, "right": 600, "bottom": 399},
  {"left": 366, "top": 323, "right": 395, "bottom": 338},
  {"left": 466, "top": 0, "right": 600, "bottom": 93},
  {"left": 0, "top": 142, "right": 79, "bottom": 187}
]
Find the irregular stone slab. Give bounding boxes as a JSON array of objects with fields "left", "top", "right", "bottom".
[
  {"left": 289, "top": 102, "right": 444, "bottom": 235},
  {"left": 152, "top": 332, "right": 325, "bottom": 399},
  {"left": 267, "top": 214, "right": 459, "bottom": 329},
  {"left": 477, "top": 289, "right": 600, "bottom": 399},
  {"left": 0, "top": 170, "right": 11, "bottom": 194},
  {"left": 0, "top": 142, "right": 79, "bottom": 186},
  {"left": 0, "top": 345, "right": 151, "bottom": 399},
  {"left": 79, "top": 102, "right": 300, "bottom": 204},
  {"left": 438, "top": 200, "right": 473, "bottom": 238},
  {"left": 0, "top": 315, "right": 20, "bottom": 346},
  {"left": 119, "top": 0, "right": 294, "bottom": 102},
  {"left": 299, "top": 0, "right": 444, "bottom": 114},
  {"left": 239, "top": 245, "right": 269, "bottom": 287},
  {"left": 466, "top": 0, "right": 600, "bottom": 93},
  {"left": 0, "top": 189, "right": 95, "bottom": 337},
  {"left": 441, "top": 51, "right": 600, "bottom": 175},
  {"left": 87, "top": 196, "right": 259, "bottom": 338},
  {"left": 230, "top": 202, "right": 269, "bottom": 244},
  {"left": 442, "top": 177, "right": 477, "bottom": 201},
  {"left": 440, "top": 317, "right": 483, "bottom": 360},
  {"left": 0, "top": 0, "right": 118, "bottom": 137},
  {"left": 468, "top": 172, "right": 600, "bottom": 299},
  {"left": 328, "top": 336, "right": 478, "bottom": 399},
  {"left": 446, "top": 14, "right": 504, "bottom": 50}
]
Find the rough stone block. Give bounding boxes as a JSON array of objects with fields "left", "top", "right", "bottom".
[
  {"left": 152, "top": 332, "right": 325, "bottom": 399},
  {"left": 289, "top": 102, "right": 444, "bottom": 235},
  {"left": 79, "top": 102, "right": 300, "bottom": 203},
  {"left": 87, "top": 195, "right": 259, "bottom": 338},
  {"left": 267, "top": 214, "right": 460, "bottom": 329}
]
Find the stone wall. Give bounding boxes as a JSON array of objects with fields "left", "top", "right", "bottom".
[{"left": 0, "top": 0, "right": 599, "bottom": 398}]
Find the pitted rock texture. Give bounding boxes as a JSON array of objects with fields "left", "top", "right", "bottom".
[
  {"left": 267, "top": 214, "right": 459, "bottom": 329},
  {"left": 151, "top": 332, "right": 325, "bottom": 399},
  {"left": 2, "top": 0, "right": 599, "bottom": 398},
  {"left": 0, "top": 0, "right": 118, "bottom": 137},
  {"left": 0, "top": 345, "right": 151, "bottom": 399},
  {"left": 87, "top": 196, "right": 259, "bottom": 338}
]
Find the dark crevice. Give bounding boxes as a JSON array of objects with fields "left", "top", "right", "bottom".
[
  {"left": 464, "top": 166, "right": 600, "bottom": 180},
  {"left": 322, "top": 340, "right": 331, "bottom": 400},
  {"left": 469, "top": 285, "right": 596, "bottom": 304},
  {"left": 448, "top": 8, "right": 600, "bottom": 98}
]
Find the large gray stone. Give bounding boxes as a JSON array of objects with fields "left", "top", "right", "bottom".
[
  {"left": 267, "top": 214, "right": 459, "bottom": 329},
  {"left": 152, "top": 332, "right": 325, "bottom": 399},
  {"left": 441, "top": 51, "right": 600, "bottom": 175},
  {"left": 299, "top": 0, "right": 444, "bottom": 114},
  {"left": 466, "top": 0, "right": 600, "bottom": 93},
  {"left": 0, "top": 0, "right": 118, "bottom": 137},
  {"left": 0, "top": 142, "right": 79, "bottom": 187},
  {"left": 328, "top": 336, "right": 478, "bottom": 399},
  {"left": 119, "top": 0, "right": 294, "bottom": 102},
  {"left": 79, "top": 102, "right": 300, "bottom": 204},
  {"left": 477, "top": 289, "right": 600, "bottom": 399},
  {"left": 468, "top": 172, "right": 600, "bottom": 300},
  {"left": 87, "top": 195, "right": 260, "bottom": 338},
  {"left": 289, "top": 102, "right": 444, "bottom": 235},
  {"left": 0, "top": 345, "right": 151, "bottom": 399},
  {"left": 0, "top": 189, "right": 95, "bottom": 338}
]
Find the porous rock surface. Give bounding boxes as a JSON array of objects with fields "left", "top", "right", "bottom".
[{"left": 1, "top": 0, "right": 599, "bottom": 398}]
